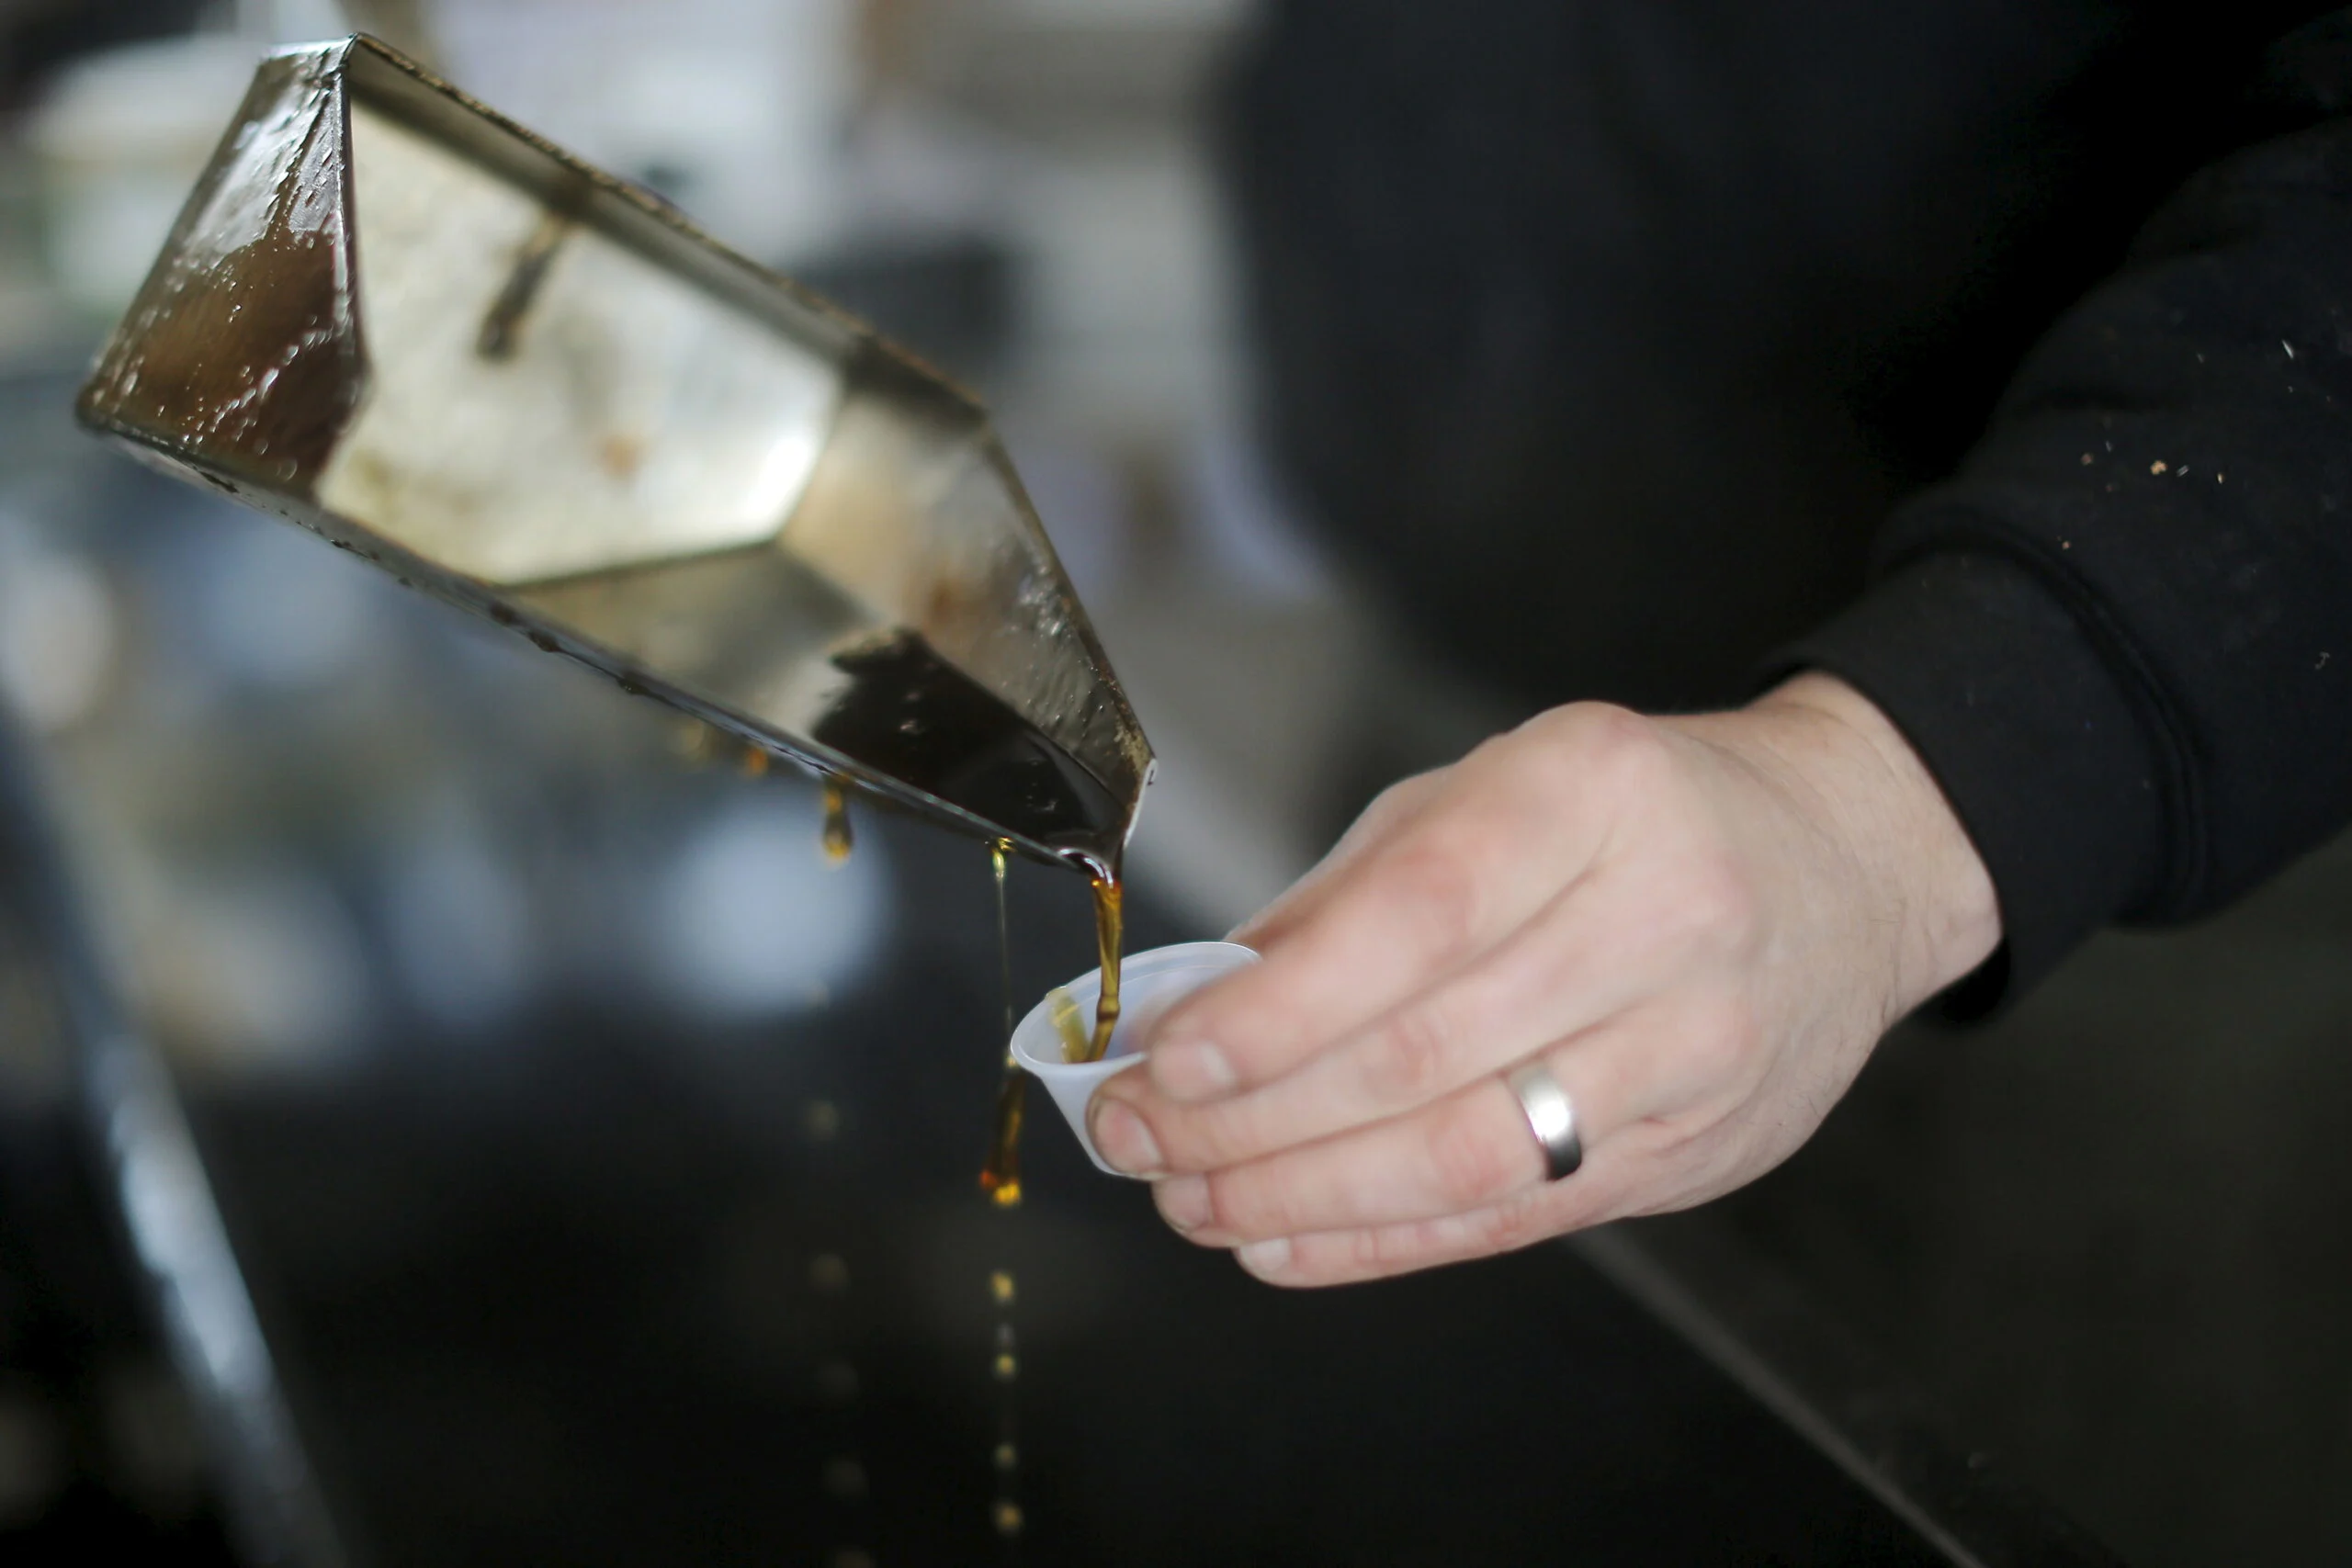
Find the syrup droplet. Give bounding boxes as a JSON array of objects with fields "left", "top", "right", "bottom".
[
  {"left": 820, "top": 777, "right": 854, "bottom": 864},
  {"left": 979, "top": 1074, "right": 1025, "bottom": 1208},
  {"left": 978, "top": 840, "right": 1028, "bottom": 1207}
]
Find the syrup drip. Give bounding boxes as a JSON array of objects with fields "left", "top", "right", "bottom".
[
  {"left": 987, "top": 1269, "right": 1023, "bottom": 1545},
  {"left": 978, "top": 841, "right": 1025, "bottom": 1208},
  {"left": 1083, "top": 875, "right": 1124, "bottom": 1064},
  {"left": 808, "top": 1235, "right": 868, "bottom": 1560},
  {"left": 820, "top": 777, "right": 854, "bottom": 864},
  {"left": 978, "top": 847, "right": 1030, "bottom": 1552}
]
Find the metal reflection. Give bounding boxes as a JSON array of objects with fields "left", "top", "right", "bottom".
[{"left": 78, "top": 34, "right": 1149, "bottom": 874}]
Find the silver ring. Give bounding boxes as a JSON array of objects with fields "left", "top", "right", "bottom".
[{"left": 1505, "top": 1060, "right": 1583, "bottom": 1181}]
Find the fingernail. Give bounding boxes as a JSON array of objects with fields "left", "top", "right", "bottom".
[
  {"left": 1150, "top": 1034, "right": 1237, "bottom": 1100},
  {"left": 1236, "top": 1237, "right": 1291, "bottom": 1278},
  {"left": 1088, "top": 1096, "right": 1165, "bottom": 1177},
  {"left": 1156, "top": 1174, "right": 1211, "bottom": 1233}
]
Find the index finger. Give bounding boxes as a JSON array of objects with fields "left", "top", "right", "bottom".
[
  {"left": 1227, "top": 768, "right": 1447, "bottom": 952},
  {"left": 1138, "top": 750, "right": 1605, "bottom": 1103}
]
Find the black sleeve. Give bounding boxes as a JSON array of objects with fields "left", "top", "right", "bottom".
[{"left": 1780, "top": 95, "right": 2352, "bottom": 1012}]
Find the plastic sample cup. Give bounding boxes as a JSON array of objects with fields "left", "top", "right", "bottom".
[{"left": 1011, "top": 941, "right": 1259, "bottom": 1176}]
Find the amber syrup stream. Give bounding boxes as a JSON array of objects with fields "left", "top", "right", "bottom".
[
  {"left": 979, "top": 841, "right": 1027, "bottom": 1207},
  {"left": 1082, "top": 875, "right": 1123, "bottom": 1063},
  {"left": 978, "top": 863, "right": 1126, "bottom": 1553},
  {"left": 987, "top": 1265, "right": 1024, "bottom": 1549},
  {"left": 979, "top": 841, "right": 1029, "bottom": 1550},
  {"left": 805, "top": 778, "right": 875, "bottom": 1568}
]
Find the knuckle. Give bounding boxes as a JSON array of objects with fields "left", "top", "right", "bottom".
[
  {"left": 1518, "top": 704, "right": 1691, "bottom": 829},
  {"left": 1362, "top": 1003, "right": 1460, "bottom": 1104},
  {"left": 1564, "top": 703, "right": 1670, "bottom": 781},
  {"left": 1199, "top": 1168, "right": 1268, "bottom": 1238},
  {"left": 1175, "top": 1098, "right": 1274, "bottom": 1170},
  {"left": 1364, "top": 770, "right": 1442, "bottom": 829},
  {"left": 1670, "top": 852, "right": 1763, "bottom": 953},
  {"left": 1421, "top": 1099, "right": 1526, "bottom": 1208},
  {"left": 1670, "top": 995, "right": 1762, "bottom": 1090},
  {"left": 1479, "top": 1187, "right": 1554, "bottom": 1249},
  {"left": 1375, "top": 1217, "right": 1452, "bottom": 1272},
  {"left": 1636, "top": 1105, "right": 1719, "bottom": 1164},
  {"left": 1507, "top": 704, "right": 1642, "bottom": 795},
  {"left": 1508, "top": 739, "right": 1592, "bottom": 814},
  {"left": 1524, "top": 698, "right": 1632, "bottom": 748},
  {"left": 1382, "top": 838, "right": 1489, "bottom": 961}
]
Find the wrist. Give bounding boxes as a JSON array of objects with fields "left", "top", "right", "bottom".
[{"left": 1743, "top": 672, "right": 2004, "bottom": 1017}]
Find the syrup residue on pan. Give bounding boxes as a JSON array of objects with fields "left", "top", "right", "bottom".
[{"left": 80, "top": 47, "right": 363, "bottom": 490}]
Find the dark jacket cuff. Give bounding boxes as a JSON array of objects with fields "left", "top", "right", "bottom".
[{"left": 1770, "top": 549, "right": 2167, "bottom": 1016}]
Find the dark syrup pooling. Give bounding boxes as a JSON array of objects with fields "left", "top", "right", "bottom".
[{"left": 812, "top": 630, "right": 1125, "bottom": 879}]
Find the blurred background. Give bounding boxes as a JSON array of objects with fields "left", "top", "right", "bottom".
[{"left": 0, "top": 3, "right": 2348, "bottom": 1565}]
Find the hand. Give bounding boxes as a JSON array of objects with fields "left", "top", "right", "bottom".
[{"left": 1087, "top": 673, "right": 2000, "bottom": 1287}]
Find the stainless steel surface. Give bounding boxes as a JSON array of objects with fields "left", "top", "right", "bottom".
[
  {"left": 74, "top": 34, "right": 1150, "bottom": 875},
  {"left": 1576, "top": 1224, "right": 2129, "bottom": 1568},
  {"left": 1507, "top": 1058, "right": 1582, "bottom": 1181}
]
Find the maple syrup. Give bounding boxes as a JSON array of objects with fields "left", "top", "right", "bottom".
[
  {"left": 820, "top": 778, "right": 854, "bottom": 864},
  {"left": 1083, "top": 876, "right": 1124, "bottom": 1064},
  {"left": 812, "top": 629, "right": 1126, "bottom": 874},
  {"left": 979, "top": 841, "right": 1028, "bottom": 1208},
  {"left": 986, "top": 1269, "right": 1024, "bottom": 1546}
]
